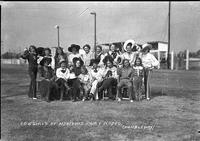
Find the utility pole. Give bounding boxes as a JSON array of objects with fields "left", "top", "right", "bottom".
[
  {"left": 90, "top": 12, "right": 97, "bottom": 59},
  {"left": 167, "top": 1, "right": 171, "bottom": 69},
  {"left": 55, "top": 25, "right": 60, "bottom": 47}
]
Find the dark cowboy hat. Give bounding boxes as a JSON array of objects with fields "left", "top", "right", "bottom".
[
  {"left": 59, "top": 58, "right": 67, "bottom": 65},
  {"left": 89, "top": 58, "right": 100, "bottom": 66},
  {"left": 96, "top": 45, "right": 102, "bottom": 51},
  {"left": 72, "top": 57, "right": 84, "bottom": 66},
  {"left": 103, "top": 55, "right": 114, "bottom": 65},
  {"left": 44, "top": 47, "right": 51, "bottom": 54},
  {"left": 83, "top": 44, "right": 91, "bottom": 50},
  {"left": 40, "top": 57, "right": 52, "bottom": 66},
  {"left": 68, "top": 44, "right": 80, "bottom": 52},
  {"left": 36, "top": 47, "right": 45, "bottom": 56},
  {"left": 29, "top": 45, "right": 37, "bottom": 52},
  {"left": 141, "top": 43, "right": 152, "bottom": 52}
]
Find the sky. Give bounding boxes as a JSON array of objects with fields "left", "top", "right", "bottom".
[{"left": 1, "top": 1, "right": 200, "bottom": 54}]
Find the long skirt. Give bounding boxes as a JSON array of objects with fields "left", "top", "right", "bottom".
[{"left": 39, "top": 79, "right": 58, "bottom": 102}]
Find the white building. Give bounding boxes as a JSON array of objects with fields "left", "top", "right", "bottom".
[{"left": 147, "top": 41, "right": 168, "bottom": 67}]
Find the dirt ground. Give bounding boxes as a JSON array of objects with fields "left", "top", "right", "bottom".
[{"left": 1, "top": 64, "right": 200, "bottom": 141}]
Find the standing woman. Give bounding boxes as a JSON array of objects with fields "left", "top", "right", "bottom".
[
  {"left": 96, "top": 45, "right": 105, "bottom": 67},
  {"left": 121, "top": 39, "right": 137, "bottom": 66},
  {"left": 82, "top": 44, "right": 94, "bottom": 68},
  {"left": 21, "top": 45, "right": 38, "bottom": 99},
  {"left": 140, "top": 43, "right": 159, "bottom": 100},
  {"left": 104, "top": 44, "right": 122, "bottom": 66},
  {"left": 54, "top": 47, "right": 68, "bottom": 71},
  {"left": 68, "top": 44, "right": 83, "bottom": 65}
]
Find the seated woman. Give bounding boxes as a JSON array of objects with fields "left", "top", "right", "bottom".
[
  {"left": 38, "top": 57, "right": 58, "bottom": 102},
  {"left": 56, "top": 59, "right": 70, "bottom": 101},
  {"left": 68, "top": 57, "right": 84, "bottom": 102},
  {"left": 88, "top": 58, "right": 103, "bottom": 100},
  {"left": 132, "top": 57, "right": 145, "bottom": 101},
  {"left": 97, "top": 55, "right": 118, "bottom": 100},
  {"left": 117, "top": 59, "right": 134, "bottom": 102},
  {"left": 78, "top": 66, "right": 92, "bottom": 101}
]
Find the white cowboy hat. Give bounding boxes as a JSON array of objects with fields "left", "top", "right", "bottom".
[
  {"left": 141, "top": 43, "right": 152, "bottom": 52},
  {"left": 123, "top": 39, "right": 135, "bottom": 52}
]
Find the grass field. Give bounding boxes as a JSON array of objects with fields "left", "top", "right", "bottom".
[{"left": 1, "top": 64, "right": 200, "bottom": 141}]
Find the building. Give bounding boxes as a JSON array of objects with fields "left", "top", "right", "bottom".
[{"left": 147, "top": 41, "right": 168, "bottom": 68}]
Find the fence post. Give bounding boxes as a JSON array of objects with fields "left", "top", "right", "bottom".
[
  {"left": 157, "top": 51, "right": 160, "bottom": 69},
  {"left": 171, "top": 51, "right": 174, "bottom": 70},
  {"left": 186, "top": 49, "right": 189, "bottom": 70}
]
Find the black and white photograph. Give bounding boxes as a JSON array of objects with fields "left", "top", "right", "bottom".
[{"left": 1, "top": 1, "right": 200, "bottom": 141}]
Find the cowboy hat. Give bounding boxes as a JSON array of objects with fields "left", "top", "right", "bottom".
[
  {"left": 37, "top": 47, "right": 45, "bottom": 56},
  {"left": 72, "top": 57, "right": 84, "bottom": 66},
  {"left": 59, "top": 58, "right": 67, "bottom": 65},
  {"left": 40, "top": 57, "right": 52, "bottom": 66},
  {"left": 44, "top": 47, "right": 51, "bottom": 53},
  {"left": 68, "top": 44, "right": 80, "bottom": 52},
  {"left": 83, "top": 44, "right": 91, "bottom": 50},
  {"left": 123, "top": 39, "right": 135, "bottom": 52},
  {"left": 103, "top": 55, "right": 114, "bottom": 65},
  {"left": 141, "top": 43, "right": 152, "bottom": 52},
  {"left": 89, "top": 58, "right": 100, "bottom": 66}
]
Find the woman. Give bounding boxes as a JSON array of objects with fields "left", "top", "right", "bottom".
[
  {"left": 69, "top": 57, "right": 84, "bottom": 102},
  {"left": 54, "top": 47, "right": 68, "bottom": 71},
  {"left": 68, "top": 44, "right": 83, "bottom": 65},
  {"left": 78, "top": 66, "right": 92, "bottom": 101},
  {"left": 132, "top": 57, "right": 145, "bottom": 101},
  {"left": 88, "top": 58, "right": 103, "bottom": 100},
  {"left": 103, "top": 44, "right": 122, "bottom": 66},
  {"left": 21, "top": 45, "right": 38, "bottom": 99},
  {"left": 82, "top": 44, "right": 94, "bottom": 68},
  {"left": 117, "top": 59, "right": 133, "bottom": 102},
  {"left": 140, "top": 43, "right": 159, "bottom": 100},
  {"left": 56, "top": 59, "right": 71, "bottom": 101},
  {"left": 121, "top": 39, "right": 137, "bottom": 66},
  {"left": 38, "top": 57, "right": 58, "bottom": 102},
  {"left": 97, "top": 55, "right": 118, "bottom": 100},
  {"left": 95, "top": 45, "right": 105, "bottom": 67}
]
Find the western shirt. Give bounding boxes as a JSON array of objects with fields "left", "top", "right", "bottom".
[
  {"left": 56, "top": 67, "right": 70, "bottom": 81},
  {"left": 141, "top": 53, "right": 159, "bottom": 68}
]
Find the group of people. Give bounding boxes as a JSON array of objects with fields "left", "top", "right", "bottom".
[{"left": 21, "top": 39, "right": 159, "bottom": 102}]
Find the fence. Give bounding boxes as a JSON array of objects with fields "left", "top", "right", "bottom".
[
  {"left": 165, "top": 50, "right": 200, "bottom": 71},
  {"left": 1, "top": 58, "right": 28, "bottom": 65}
]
